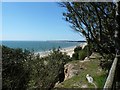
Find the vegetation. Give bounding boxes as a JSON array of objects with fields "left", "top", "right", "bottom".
[
  {"left": 2, "top": 45, "right": 72, "bottom": 89},
  {"left": 60, "top": 2, "right": 120, "bottom": 70},
  {"left": 55, "top": 53, "right": 107, "bottom": 88},
  {"left": 74, "top": 46, "right": 82, "bottom": 52},
  {"left": 78, "top": 49, "right": 87, "bottom": 60},
  {"left": 2, "top": 45, "right": 31, "bottom": 89},
  {"left": 60, "top": 2, "right": 120, "bottom": 55},
  {"left": 57, "top": 2, "right": 120, "bottom": 87},
  {"left": 2, "top": 2, "right": 120, "bottom": 89},
  {"left": 72, "top": 45, "right": 92, "bottom": 60}
]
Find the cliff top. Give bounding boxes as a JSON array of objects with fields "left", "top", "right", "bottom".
[{"left": 55, "top": 53, "right": 107, "bottom": 88}]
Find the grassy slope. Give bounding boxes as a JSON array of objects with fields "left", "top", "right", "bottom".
[{"left": 55, "top": 53, "right": 107, "bottom": 88}]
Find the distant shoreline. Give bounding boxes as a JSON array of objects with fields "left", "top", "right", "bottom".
[
  {"left": 46, "top": 40, "right": 86, "bottom": 43},
  {"left": 1, "top": 40, "right": 86, "bottom": 42}
]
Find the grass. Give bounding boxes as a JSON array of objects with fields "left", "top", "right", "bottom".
[
  {"left": 55, "top": 53, "right": 107, "bottom": 88},
  {"left": 94, "top": 74, "right": 107, "bottom": 87}
]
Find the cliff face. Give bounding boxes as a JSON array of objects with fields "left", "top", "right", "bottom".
[
  {"left": 64, "top": 63, "right": 78, "bottom": 81},
  {"left": 64, "top": 60, "right": 88, "bottom": 81},
  {"left": 54, "top": 53, "right": 106, "bottom": 88}
]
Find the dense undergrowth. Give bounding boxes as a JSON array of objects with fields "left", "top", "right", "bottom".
[
  {"left": 72, "top": 44, "right": 92, "bottom": 60},
  {"left": 2, "top": 45, "right": 72, "bottom": 89}
]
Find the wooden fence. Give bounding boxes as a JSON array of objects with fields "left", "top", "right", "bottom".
[{"left": 103, "top": 55, "right": 120, "bottom": 90}]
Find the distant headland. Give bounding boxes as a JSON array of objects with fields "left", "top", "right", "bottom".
[{"left": 46, "top": 40, "right": 86, "bottom": 42}]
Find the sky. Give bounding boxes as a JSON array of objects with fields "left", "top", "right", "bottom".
[{"left": 2, "top": 2, "right": 85, "bottom": 41}]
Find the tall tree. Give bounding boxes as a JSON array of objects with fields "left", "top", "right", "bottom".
[
  {"left": 115, "top": 1, "right": 120, "bottom": 54},
  {"left": 60, "top": 2, "right": 117, "bottom": 55}
]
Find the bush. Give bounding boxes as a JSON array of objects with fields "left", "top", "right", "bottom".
[
  {"left": 78, "top": 50, "right": 87, "bottom": 60},
  {"left": 72, "top": 46, "right": 82, "bottom": 60},
  {"left": 2, "top": 46, "right": 30, "bottom": 89},
  {"left": 72, "top": 45, "right": 92, "bottom": 60},
  {"left": 72, "top": 53, "right": 79, "bottom": 60},
  {"left": 26, "top": 49, "right": 71, "bottom": 89},
  {"left": 74, "top": 46, "right": 82, "bottom": 52},
  {"left": 2, "top": 46, "right": 71, "bottom": 89}
]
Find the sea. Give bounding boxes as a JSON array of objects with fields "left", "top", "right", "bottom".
[{"left": 1, "top": 41, "right": 83, "bottom": 52}]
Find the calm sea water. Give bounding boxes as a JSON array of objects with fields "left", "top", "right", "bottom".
[{"left": 1, "top": 41, "right": 82, "bottom": 52}]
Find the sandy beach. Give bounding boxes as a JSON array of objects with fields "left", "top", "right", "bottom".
[
  {"left": 60, "top": 46, "right": 76, "bottom": 57},
  {"left": 34, "top": 46, "right": 76, "bottom": 58},
  {"left": 34, "top": 43, "right": 87, "bottom": 58}
]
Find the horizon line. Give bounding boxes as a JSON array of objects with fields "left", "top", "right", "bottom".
[{"left": 1, "top": 40, "right": 86, "bottom": 41}]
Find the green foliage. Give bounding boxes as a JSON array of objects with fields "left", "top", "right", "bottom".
[
  {"left": 2, "top": 46, "right": 30, "bottom": 89},
  {"left": 2, "top": 46, "right": 71, "bottom": 89},
  {"left": 94, "top": 74, "right": 107, "bottom": 88},
  {"left": 26, "top": 49, "right": 71, "bottom": 89},
  {"left": 78, "top": 50, "right": 87, "bottom": 60},
  {"left": 74, "top": 46, "right": 82, "bottom": 52},
  {"left": 55, "top": 54, "right": 107, "bottom": 88},
  {"left": 72, "top": 46, "right": 82, "bottom": 60},
  {"left": 60, "top": 2, "right": 118, "bottom": 56},
  {"left": 72, "top": 45, "right": 92, "bottom": 60},
  {"left": 99, "top": 53, "right": 114, "bottom": 70},
  {"left": 72, "top": 52, "right": 79, "bottom": 60}
]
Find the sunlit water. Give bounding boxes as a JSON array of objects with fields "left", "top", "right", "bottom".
[{"left": 1, "top": 41, "right": 83, "bottom": 52}]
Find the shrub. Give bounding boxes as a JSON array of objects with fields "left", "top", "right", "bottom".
[
  {"left": 2, "top": 46, "right": 30, "bottom": 89},
  {"left": 2, "top": 46, "right": 71, "bottom": 89},
  {"left": 72, "top": 44, "right": 92, "bottom": 60},
  {"left": 26, "top": 49, "right": 71, "bottom": 89},
  {"left": 72, "top": 53, "right": 79, "bottom": 60},
  {"left": 78, "top": 50, "right": 87, "bottom": 60},
  {"left": 72, "top": 46, "right": 82, "bottom": 60},
  {"left": 74, "top": 46, "right": 82, "bottom": 52}
]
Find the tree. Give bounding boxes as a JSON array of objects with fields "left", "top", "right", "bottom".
[
  {"left": 60, "top": 2, "right": 118, "bottom": 56},
  {"left": 2, "top": 46, "right": 30, "bottom": 89},
  {"left": 115, "top": 1, "right": 120, "bottom": 54},
  {"left": 2, "top": 45, "right": 72, "bottom": 89}
]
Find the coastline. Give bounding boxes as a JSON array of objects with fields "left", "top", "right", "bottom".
[
  {"left": 34, "top": 43, "right": 86, "bottom": 58},
  {"left": 60, "top": 46, "right": 76, "bottom": 57},
  {"left": 34, "top": 46, "right": 75, "bottom": 58}
]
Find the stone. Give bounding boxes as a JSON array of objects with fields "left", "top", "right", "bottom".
[
  {"left": 64, "top": 63, "right": 79, "bottom": 81},
  {"left": 81, "top": 84, "right": 88, "bottom": 88}
]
